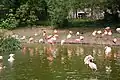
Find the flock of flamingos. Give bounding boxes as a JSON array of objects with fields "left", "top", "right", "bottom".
[{"left": 0, "top": 27, "right": 120, "bottom": 71}]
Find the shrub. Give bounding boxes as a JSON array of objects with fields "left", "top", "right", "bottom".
[
  {"left": 0, "top": 29, "right": 21, "bottom": 54},
  {"left": 16, "top": 4, "right": 38, "bottom": 26},
  {"left": 0, "top": 12, "right": 19, "bottom": 30}
]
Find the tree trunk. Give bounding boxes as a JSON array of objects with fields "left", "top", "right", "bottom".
[
  {"left": 75, "top": 8, "right": 77, "bottom": 18},
  {"left": 91, "top": 7, "right": 94, "bottom": 19}
]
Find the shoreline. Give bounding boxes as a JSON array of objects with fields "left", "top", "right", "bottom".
[{"left": 11, "top": 27, "right": 120, "bottom": 46}]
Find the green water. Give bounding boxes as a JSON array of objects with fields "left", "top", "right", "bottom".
[{"left": 0, "top": 44, "right": 120, "bottom": 80}]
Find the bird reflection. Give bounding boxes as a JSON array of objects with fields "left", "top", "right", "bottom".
[
  {"left": 0, "top": 61, "right": 4, "bottom": 73},
  {"left": 35, "top": 47, "right": 38, "bottom": 55},
  {"left": 79, "top": 47, "right": 84, "bottom": 55},
  {"left": 45, "top": 45, "right": 57, "bottom": 62},
  {"left": 75, "top": 46, "right": 81, "bottom": 56},
  {"left": 28, "top": 48, "right": 34, "bottom": 56},
  {"left": 22, "top": 46, "right": 27, "bottom": 55}
]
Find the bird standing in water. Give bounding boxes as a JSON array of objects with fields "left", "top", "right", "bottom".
[{"left": 84, "top": 55, "right": 97, "bottom": 70}]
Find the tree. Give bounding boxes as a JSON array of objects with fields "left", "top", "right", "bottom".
[
  {"left": 47, "top": 0, "right": 70, "bottom": 27},
  {"left": 103, "top": 0, "right": 120, "bottom": 21}
]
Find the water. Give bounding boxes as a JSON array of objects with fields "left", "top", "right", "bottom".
[{"left": 0, "top": 44, "right": 120, "bottom": 80}]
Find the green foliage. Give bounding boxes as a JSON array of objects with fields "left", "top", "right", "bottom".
[
  {"left": 27, "top": 0, "right": 48, "bottom": 21},
  {"left": 0, "top": 29, "right": 21, "bottom": 55},
  {"left": 16, "top": 3, "right": 38, "bottom": 26},
  {"left": 0, "top": 10, "right": 19, "bottom": 29},
  {"left": 0, "top": 0, "right": 120, "bottom": 28},
  {"left": 47, "top": 0, "right": 70, "bottom": 27},
  {"left": 0, "top": 36, "right": 21, "bottom": 54}
]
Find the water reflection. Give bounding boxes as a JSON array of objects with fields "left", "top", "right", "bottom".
[{"left": 0, "top": 44, "right": 120, "bottom": 80}]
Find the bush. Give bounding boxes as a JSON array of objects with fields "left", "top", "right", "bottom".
[
  {"left": 0, "top": 37, "right": 21, "bottom": 54},
  {"left": 0, "top": 29, "right": 21, "bottom": 54},
  {"left": 16, "top": 4, "right": 38, "bottom": 26},
  {"left": 48, "top": 0, "right": 69, "bottom": 28},
  {"left": 0, "top": 12, "right": 19, "bottom": 30}
]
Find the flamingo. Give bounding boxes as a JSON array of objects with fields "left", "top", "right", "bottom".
[
  {"left": 97, "top": 30, "right": 102, "bottom": 34},
  {"left": 53, "top": 29, "right": 58, "bottom": 34},
  {"left": 43, "top": 30, "right": 46, "bottom": 37},
  {"left": 84, "top": 55, "right": 94, "bottom": 64},
  {"left": 38, "top": 38, "right": 44, "bottom": 43},
  {"left": 47, "top": 39, "right": 54, "bottom": 44},
  {"left": 75, "top": 38, "right": 81, "bottom": 42},
  {"left": 116, "top": 28, "right": 120, "bottom": 33},
  {"left": 105, "top": 27, "right": 110, "bottom": 30},
  {"left": 104, "top": 30, "right": 108, "bottom": 35},
  {"left": 88, "top": 60, "right": 97, "bottom": 70},
  {"left": 92, "top": 31, "right": 97, "bottom": 36},
  {"left": 112, "top": 38, "right": 117, "bottom": 44},
  {"left": 20, "top": 36, "right": 26, "bottom": 40},
  {"left": 34, "top": 33, "right": 38, "bottom": 36},
  {"left": 61, "top": 40, "right": 65, "bottom": 45},
  {"left": 28, "top": 37, "right": 34, "bottom": 43},
  {"left": 108, "top": 30, "right": 112, "bottom": 35},
  {"left": 46, "top": 35, "right": 53, "bottom": 39},
  {"left": 51, "top": 36, "right": 57, "bottom": 41},
  {"left": 67, "top": 31, "right": 73, "bottom": 39},
  {"left": 80, "top": 36, "right": 84, "bottom": 40},
  {"left": 105, "top": 46, "right": 112, "bottom": 55},
  {"left": 67, "top": 33, "right": 72, "bottom": 39},
  {"left": 76, "top": 32, "right": 80, "bottom": 36}
]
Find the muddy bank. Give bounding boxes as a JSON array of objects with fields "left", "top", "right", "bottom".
[{"left": 12, "top": 27, "right": 120, "bottom": 46}]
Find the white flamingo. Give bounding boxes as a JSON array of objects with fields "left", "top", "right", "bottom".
[
  {"left": 76, "top": 32, "right": 80, "bottom": 36},
  {"left": 92, "top": 31, "right": 97, "bottom": 36},
  {"left": 53, "top": 29, "right": 58, "bottom": 34},
  {"left": 97, "top": 30, "right": 102, "bottom": 34},
  {"left": 43, "top": 30, "right": 46, "bottom": 37},
  {"left": 38, "top": 38, "right": 44, "bottom": 43},
  {"left": 84, "top": 55, "right": 94, "bottom": 64},
  {"left": 84, "top": 55, "right": 97, "bottom": 70},
  {"left": 67, "top": 31, "right": 73, "bottom": 39},
  {"left": 80, "top": 36, "right": 84, "bottom": 40},
  {"left": 105, "top": 27, "right": 110, "bottom": 30},
  {"left": 108, "top": 31, "right": 112, "bottom": 35},
  {"left": 116, "top": 28, "right": 120, "bottom": 33},
  {"left": 104, "top": 30, "right": 108, "bottom": 35},
  {"left": 88, "top": 60, "right": 97, "bottom": 70},
  {"left": 61, "top": 40, "right": 65, "bottom": 45},
  {"left": 20, "top": 36, "right": 26, "bottom": 40},
  {"left": 113, "top": 38, "right": 117, "bottom": 43},
  {"left": 28, "top": 37, "right": 34, "bottom": 43},
  {"left": 67, "top": 34, "right": 72, "bottom": 39}
]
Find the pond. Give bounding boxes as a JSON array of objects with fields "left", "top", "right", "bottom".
[{"left": 0, "top": 44, "right": 120, "bottom": 80}]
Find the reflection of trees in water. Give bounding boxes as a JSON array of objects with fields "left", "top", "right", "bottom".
[
  {"left": 0, "top": 61, "right": 3, "bottom": 72},
  {"left": 109, "top": 59, "right": 120, "bottom": 80},
  {"left": 76, "top": 46, "right": 84, "bottom": 56},
  {"left": 92, "top": 48, "right": 97, "bottom": 58},
  {"left": 28, "top": 48, "right": 34, "bottom": 56},
  {"left": 44, "top": 45, "right": 58, "bottom": 62}
]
